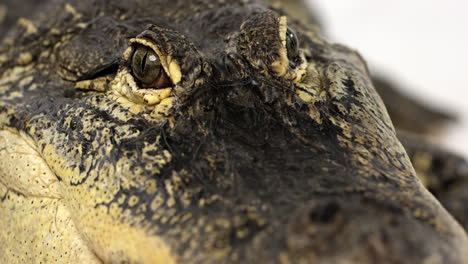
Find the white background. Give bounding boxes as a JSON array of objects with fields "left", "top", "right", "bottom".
[{"left": 310, "top": 0, "right": 468, "bottom": 157}]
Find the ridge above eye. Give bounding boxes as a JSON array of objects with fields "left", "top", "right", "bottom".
[{"left": 130, "top": 45, "right": 172, "bottom": 89}]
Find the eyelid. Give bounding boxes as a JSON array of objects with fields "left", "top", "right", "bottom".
[
  {"left": 275, "top": 17, "right": 309, "bottom": 84},
  {"left": 270, "top": 16, "right": 289, "bottom": 76}
]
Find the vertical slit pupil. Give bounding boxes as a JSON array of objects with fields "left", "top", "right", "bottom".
[{"left": 141, "top": 51, "right": 148, "bottom": 72}]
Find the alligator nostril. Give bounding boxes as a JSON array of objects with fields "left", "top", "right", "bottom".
[{"left": 308, "top": 201, "right": 340, "bottom": 223}]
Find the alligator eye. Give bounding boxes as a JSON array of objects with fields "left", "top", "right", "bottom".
[
  {"left": 131, "top": 45, "right": 172, "bottom": 88},
  {"left": 285, "top": 27, "right": 299, "bottom": 60}
]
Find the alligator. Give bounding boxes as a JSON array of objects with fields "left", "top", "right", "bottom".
[{"left": 1, "top": 0, "right": 468, "bottom": 263}]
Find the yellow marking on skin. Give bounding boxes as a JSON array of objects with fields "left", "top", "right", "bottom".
[
  {"left": 17, "top": 52, "right": 32, "bottom": 65},
  {"left": 1, "top": 91, "right": 22, "bottom": 102},
  {"left": 71, "top": 204, "right": 178, "bottom": 264},
  {"left": 0, "top": 65, "right": 34, "bottom": 89},
  {"left": 333, "top": 102, "right": 349, "bottom": 115},
  {"left": 35, "top": 135, "right": 178, "bottom": 263},
  {"left": 117, "top": 195, "right": 126, "bottom": 205},
  {"left": 128, "top": 195, "right": 140, "bottom": 207},
  {"left": 151, "top": 194, "right": 165, "bottom": 211},
  {"left": 328, "top": 71, "right": 349, "bottom": 100},
  {"left": 0, "top": 129, "right": 101, "bottom": 263},
  {"left": 308, "top": 107, "right": 322, "bottom": 124},
  {"left": 64, "top": 3, "right": 82, "bottom": 19},
  {"left": 167, "top": 197, "right": 176, "bottom": 207},
  {"left": 111, "top": 68, "right": 173, "bottom": 103},
  {"left": 41, "top": 143, "right": 85, "bottom": 184},
  {"left": 296, "top": 89, "right": 314, "bottom": 103},
  {"left": 76, "top": 22, "right": 87, "bottom": 29},
  {"left": 111, "top": 93, "right": 145, "bottom": 113},
  {"left": 75, "top": 77, "right": 111, "bottom": 92},
  {"left": 17, "top": 18, "right": 38, "bottom": 35},
  {"left": 141, "top": 87, "right": 172, "bottom": 105},
  {"left": 18, "top": 75, "right": 33, "bottom": 87},
  {"left": 0, "top": 129, "right": 61, "bottom": 198},
  {"left": 169, "top": 60, "right": 182, "bottom": 84},
  {"left": 0, "top": 188, "right": 102, "bottom": 264},
  {"left": 293, "top": 64, "right": 325, "bottom": 124},
  {"left": 29, "top": 83, "right": 37, "bottom": 90},
  {"left": 0, "top": 110, "right": 13, "bottom": 128},
  {"left": 289, "top": 58, "right": 308, "bottom": 83},
  {"left": 154, "top": 97, "right": 176, "bottom": 116},
  {"left": 145, "top": 179, "right": 158, "bottom": 195},
  {"left": 271, "top": 16, "right": 289, "bottom": 76},
  {"left": 49, "top": 28, "right": 61, "bottom": 35},
  {"left": 122, "top": 44, "right": 134, "bottom": 60},
  {"left": 278, "top": 17, "right": 287, "bottom": 53}
]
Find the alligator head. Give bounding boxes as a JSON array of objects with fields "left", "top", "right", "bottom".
[{"left": 0, "top": 0, "right": 467, "bottom": 263}]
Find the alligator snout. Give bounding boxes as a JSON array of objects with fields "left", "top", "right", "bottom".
[{"left": 281, "top": 196, "right": 468, "bottom": 264}]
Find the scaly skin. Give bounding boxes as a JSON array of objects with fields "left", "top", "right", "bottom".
[{"left": 0, "top": 0, "right": 467, "bottom": 263}]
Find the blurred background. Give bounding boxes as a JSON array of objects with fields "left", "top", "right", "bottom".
[{"left": 310, "top": 0, "right": 468, "bottom": 157}]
